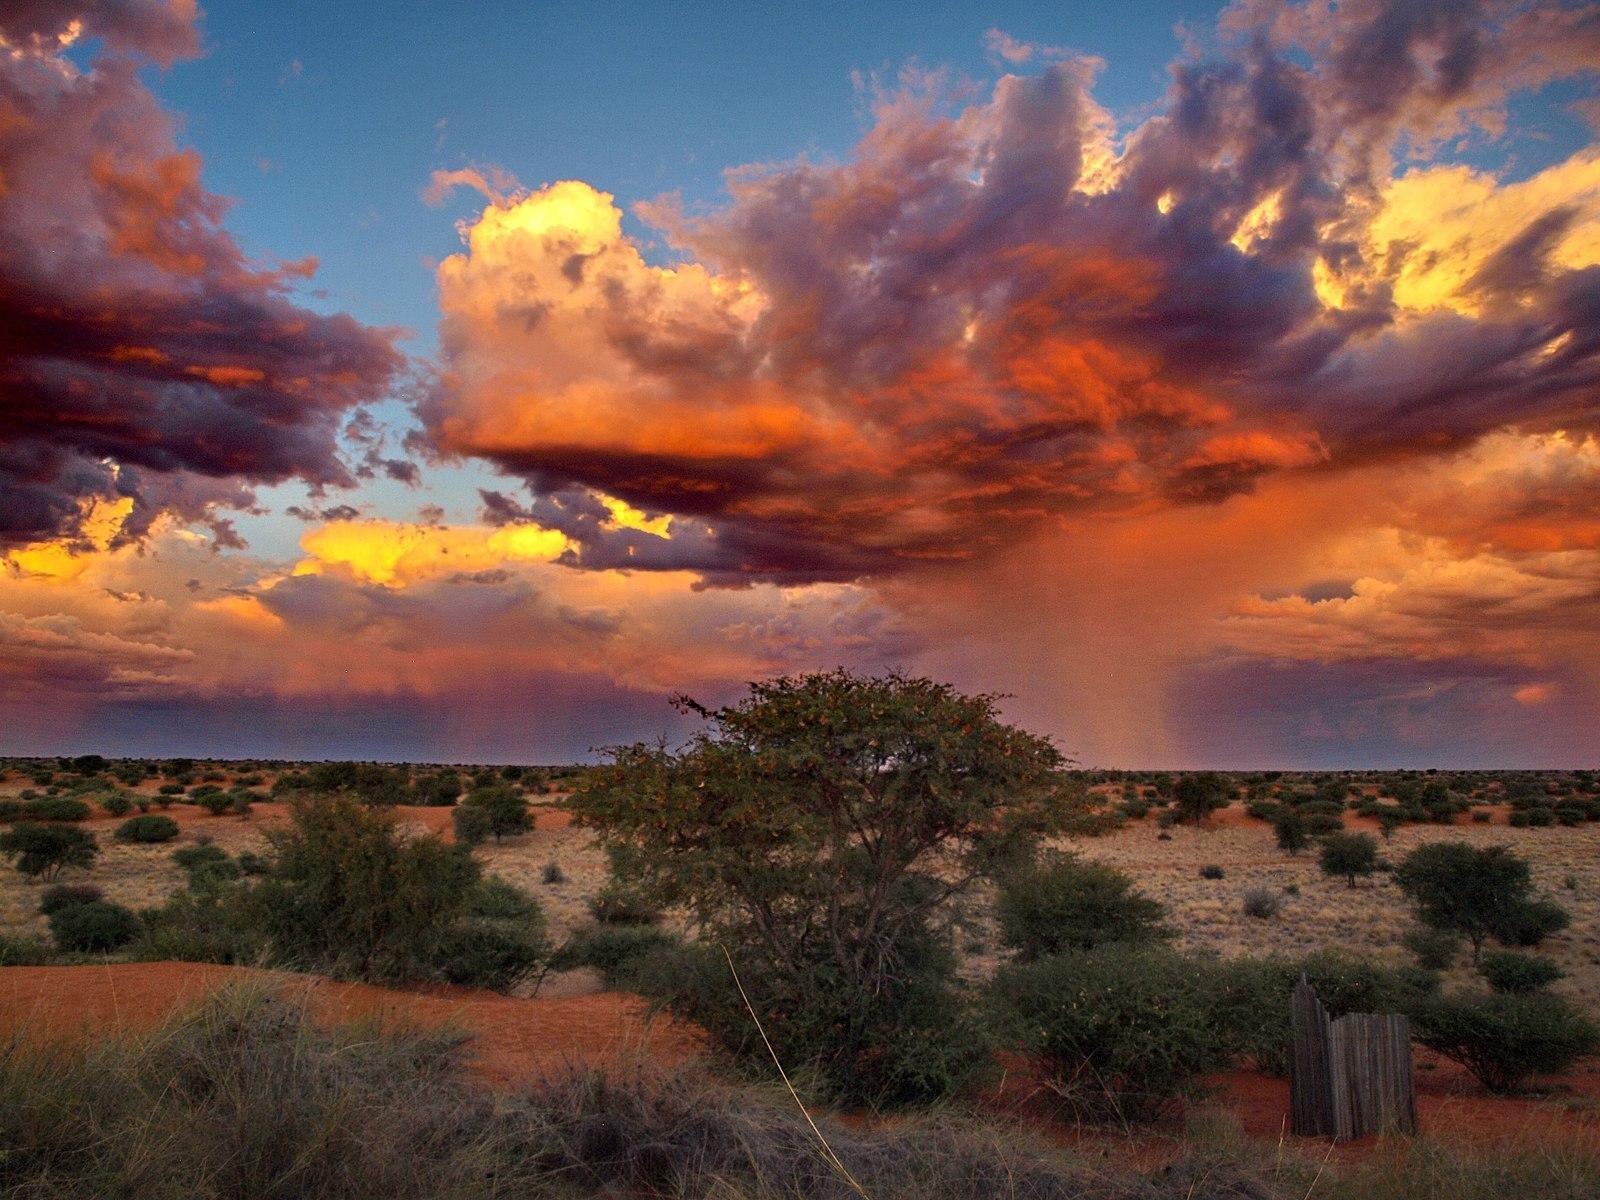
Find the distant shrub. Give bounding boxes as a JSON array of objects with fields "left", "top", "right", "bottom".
[
  {"left": 38, "top": 882, "right": 103, "bottom": 915},
  {"left": 0, "top": 933, "right": 52, "bottom": 965},
  {"left": 1395, "top": 842, "right": 1569, "bottom": 960},
  {"left": 541, "top": 860, "right": 566, "bottom": 884},
  {"left": 588, "top": 883, "right": 662, "bottom": 926},
  {"left": 235, "top": 850, "right": 269, "bottom": 876},
  {"left": 1319, "top": 831, "right": 1378, "bottom": 886},
  {"left": 193, "top": 791, "right": 234, "bottom": 816},
  {"left": 996, "top": 852, "right": 1167, "bottom": 960},
  {"left": 0, "top": 823, "right": 98, "bottom": 880},
  {"left": 449, "top": 803, "right": 493, "bottom": 847},
  {"left": 1199, "top": 864, "right": 1225, "bottom": 880},
  {"left": 1241, "top": 887, "right": 1281, "bottom": 919},
  {"left": 172, "top": 841, "right": 241, "bottom": 883},
  {"left": 19, "top": 796, "right": 91, "bottom": 822},
  {"left": 1480, "top": 949, "right": 1565, "bottom": 995},
  {"left": 1302, "top": 812, "right": 1344, "bottom": 836},
  {"left": 993, "top": 945, "right": 1233, "bottom": 1123},
  {"left": 1402, "top": 925, "right": 1461, "bottom": 971},
  {"left": 455, "top": 784, "right": 530, "bottom": 842},
  {"left": 435, "top": 919, "right": 547, "bottom": 991},
  {"left": 1413, "top": 991, "right": 1599, "bottom": 1093},
  {"left": 49, "top": 900, "right": 141, "bottom": 953},
  {"left": 115, "top": 814, "right": 180, "bottom": 843},
  {"left": 1272, "top": 810, "right": 1309, "bottom": 855},
  {"left": 157, "top": 782, "right": 185, "bottom": 797},
  {"left": 1173, "top": 773, "right": 1229, "bottom": 823},
  {"left": 552, "top": 922, "right": 679, "bottom": 989},
  {"left": 99, "top": 793, "right": 133, "bottom": 818}
]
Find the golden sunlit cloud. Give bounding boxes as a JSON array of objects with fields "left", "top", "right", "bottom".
[{"left": 294, "top": 519, "right": 571, "bottom": 586}]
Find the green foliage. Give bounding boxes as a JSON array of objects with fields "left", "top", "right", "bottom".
[
  {"left": 571, "top": 670, "right": 1080, "bottom": 1107},
  {"left": 1395, "top": 842, "right": 1569, "bottom": 958},
  {"left": 9, "top": 796, "right": 91, "bottom": 822},
  {"left": 1172, "top": 772, "right": 1228, "bottom": 823},
  {"left": 1212, "top": 950, "right": 1440, "bottom": 1077},
  {"left": 550, "top": 922, "right": 679, "bottom": 988},
  {"left": 114, "top": 814, "right": 180, "bottom": 843},
  {"left": 49, "top": 900, "right": 141, "bottom": 953},
  {"left": 457, "top": 783, "right": 531, "bottom": 842},
  {"left": 992, "top": 945, "right": 1233, "bottom": 1124},
  {"left": 99, "top": 793, "right": 133, "bottom": 818},
  {"left": 193, "top": 791, "right": 235, "bottom": 816},
  {"left": 1273, "top": 809, "right": 1309, "bottom": 855},
  {"left": 1412, "top": 991, "right": 1600, "bottom": 1093},
  {"left": 0, "top": 822, "right": 98, "bottom": 880},
  {"left": 38, "top": 882, "right": 103, "bottom": 914},
  {"left": 298, "top": 760, "right": 411, "bottom": 805},
  {"left": 1402, "top": 925, "right": 1462, "bottom": 971},
  {"left": 0, "top": 934, "right": 52, "bottom": 966},
  {"left": 172, "top": 841, "right": 241, "bottom": 884},
  {"left": 450, "top": 803, "right": 493, "bottom": 847},
  {"left": 1319, "top": 831, "right": 1378, "bottom": 886},
  {"left": 1479, "top": 949, "right": 1564, "bottom": 994},
  {"left": 995, "top": 852, "right": 1168, "bottom": 960},
  {"left": 241, "top": 796, "right": 480, "bottom": 984}
]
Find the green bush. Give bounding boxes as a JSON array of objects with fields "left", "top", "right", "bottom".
[
  {"left": 193, "top": 791, "right": 234, "bottom": 816},
  {"left": 449, "top": 803, "right": 493, "bottom": 847},
  {"left": 115, "top": 814, "right": 180, "bottom": 843},
  {"left": 172, "top": 841, "right": 241, "bottom": 883},
  {"left": 1480, "top": 949, "right": 1564, "bottom": 994},
  {"left": 1273, "top": 810, "right": 1309, "bottom": 854},
  {"left": 18, "top": 796, "right": 91, "bottom": 822},
  {"left": 0, "top": 823, "right": 98, "bottom": 880},
  {"left": 1395, "top": 842, "right": 1569, "bottom": 958},
  {"left": 49, "top": 900, "right": 141, "bottom": 953},
  {"left": 995, "top": 852, "right": 1167, "bottom": 959},
  {"left": 38, "top": 882, "right": 103, "bottom": 914},
  {"left": 1173, "top": 773, "right": 1228, "bottom": 823},
  {"left": 992, "top": 945, "right": 1232, "bottom": 1123},
  {"left": 1497, "top": 898, "right": 1571, "bottom": 947},
  {"left": 1241, "top": 887, "right": 1281, "bottom": 919},
  {"left": 587, "top": 882, "right": 663, "bottom": 925},
  {"left": 1402, "top": 925, "right": 1461, "bottom": 971},
  {"left": 0, "top": 933, "right": 53, "bottom": 965},
  {"left": 1413, "top": 991, "right": 1599, "bottom": 1093},
  {"left": 99, "top": 793, "right": 133, "bottom": 818},
  {"left": 435, "top": 920, "right": 547, "bottom": 991},
  {"left": 1319, "top": 831, "right": 1379, "bottom": 886},
  {"left": 456, "top": 784, "right": 531, "bottom": 842},
  {"left": 1213, "top": 950, "right": 1439, "bottom": 1076},
  {"left": 551, "top": 922, "right": 679, "bottom": 988}
]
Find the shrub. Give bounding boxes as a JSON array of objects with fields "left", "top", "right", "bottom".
[
  {"left": 1242, "top": 887, "right": 1281, "bottom": 919},
  {"left": 1198, "top": 864, "right": 1226, "bottom": 880},
  {"left": 572, "top": 671, "right": 1079, "bottom": 1108},
  {"left": 588, "top": 883, "right": 662, "bottom": 925},
  {"left": 1480, "top": 949, "right": 1565, "bottom": 994},
  {"left": 157, "top": 782, "right": 185, "bottom": 796},
  {"left": 435, "top": 920, "right": 547, "bottom": 991},
  {"left": 551, "top": 922, "right": 679, "bottom": 989},
  {"left": 1273, "top": 810, "right": 1309, "bottom": 855},
  {"left": 19, "top": 796, "right": 90, "bottom": 822},
  {"left": 1395, "top": 842, "right": 1569, "bottom": 960},
  {"left": 0, "top": 823, "right": 98, "bottom": 880},
  {"left": 1402, "top": 925, "right": 1461, "bottom": 971},
  {"left": 1214, "top": 950, "right": 1439, "bottom": 1076},
  {"left": 1319, "top": 831, "right": 1378, "bottom": 886},
  {"left": 235, "top": 850, "right": 269, "bottom": 875},
  {"left": 38, "top": 882, "right": 103, "bottom": 914},
  {"left": 995, "top": 852, "right": 1167, "bottom": 959},
  {"left": 541, "top": 860, "right": 566, "bottom": 884},
  {"left": 193, "top": 791, "right": 234, "bottom": 816},
  {"left": 172, "top": 841, "right": 241, "bottom": 883},
  {"left": 0, "top": 933, "right": 52, "bottom": 965},
  {"left": 1413, "top": 991, "right": 1599, "bottom": 1093},
  {"left": 992, "top": 945, "right": 1233, "bottom": 1123},
  {"left": 450, "top": 803, "right": 493, "bottom": 846},
  {"left": 1173, "top": 773, "right": 1228, "bottom": 823},
  {"left": 456, "top": 783, "right": 531, "bottom": 842},
  {"left": 99, "top": 793, "right": 133, "bottom": 818},
  {"left": 114, "top": 814, "right": 180, "bottom": 843},
  {"left": 48, "top": 900, "right": 141, "bottom": 953}
]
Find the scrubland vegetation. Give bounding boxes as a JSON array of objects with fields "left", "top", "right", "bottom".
[{"left": 2, "top": 676, "right": 1599, "bottom": 1197}]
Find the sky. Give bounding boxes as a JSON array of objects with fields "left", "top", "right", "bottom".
[{"left": 2, "top": 0, "right": 1599, "bottom": 767}]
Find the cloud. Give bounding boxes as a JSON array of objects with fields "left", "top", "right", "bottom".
[
  {"left": 420, "top": 0, "right": 1599, "bottom": 587},
  {"left": 0, "top": 1, "right": 403, "bottom": 548}
]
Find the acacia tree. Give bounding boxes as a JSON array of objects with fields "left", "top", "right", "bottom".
[
  {"left": 0, "top": 823, "right": 98, "bottom": 881},
  {"left": 571, "top": 670, "right": 1082, "bottom": 1104}
]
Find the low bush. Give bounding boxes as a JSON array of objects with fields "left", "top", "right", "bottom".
[
  {"left": 541, "top": 860, "right": 566, "bottom": 884},
  {"left": 7, "top": 796, "right": 91, "bottom": 822},
  {"left": 114, "top": 814, "right": 180, "bottom": 843},
  {"left": 0, "top": 822, "right": 98, "bottom": 880},
  {"left": 48, "top": 900, "right": 141, "bottom": 953},
  {"left": 172, "top": 840, "right": 241, "bottom": 883},
  {"left": 1402, "top": 925, "right": 1461, "bottom": 971},
  {"left": 99, "top": 793, "right": 133, "bottom": 818},
  {"left": 1412, "top": 990, "right": 1599, "bottom": 1093},
  {"left": 992, "top": 944, "right": 1232, "bottom": 1124},
  {"left": 1480, "top": 949, "right": 1564, "bottom": 994},
  {"left": 587, "top": 883, "right": 662, "bottom": 925},
  {"left": 552, "top": 922, "right": 679, "bottom": 989},
  {"left": 995, "top": 852, "right": 1168, "bottom": 959},
  {"left": 1242, "top": 888, "right": 1282, "bottom": 919},
  {"left": 0, "top": 933, "right": 53, "bottom": 965},
  {"left": 38, "top": 882, "right": 103, "bottom": 914},
  {"left": 450, "top": 803, "right": 493, "bottom": 847},
  {"left": 1199, "top": 863, "right": 1226, "bottom": 880}
]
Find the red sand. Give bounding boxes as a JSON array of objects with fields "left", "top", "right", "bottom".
[{"left": 0, "top": 961, "right": 700, "bottom": 1088}]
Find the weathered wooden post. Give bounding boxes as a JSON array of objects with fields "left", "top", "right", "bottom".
[{"left": 1290, "top": 976, "right": 1416, "bottom": 1140}]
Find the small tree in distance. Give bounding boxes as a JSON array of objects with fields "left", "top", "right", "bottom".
[
  {"left": 1395, "top": 841, "right": 1569, "bottom": 962},
  {"left": 1319, "top": 831, "right": 1378, "bottom": 887},
  {"left": 1273, "top": 809, "right": 1309, "bottom": 856},
  {"left": 1173, "top": 773, "right": 1229, "bottom": 824},
  {"left": 457, "top": 784, "right": 531, "bottom": 842},
  {"left": 571, "top": 670, "right": 1083, "bottom": 1106},
  {"left": 0, "top": 823, "right": 98, "bottom": 881}
]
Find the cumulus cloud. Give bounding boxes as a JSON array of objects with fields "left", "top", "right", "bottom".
[
  {"left": 0, "top": 1, "right": 402, "bottom": 547},
  {"left": 420, "top": 0, "right": 1600, "bottom": 587}
]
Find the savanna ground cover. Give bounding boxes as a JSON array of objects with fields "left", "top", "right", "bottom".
[{"left": 3, "top": 726, "right": 1600, "bottom": 1199}]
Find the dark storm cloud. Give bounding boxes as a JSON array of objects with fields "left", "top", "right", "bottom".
[{"left": 0, "top": 1, "right": 403, "bottom": 547}]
